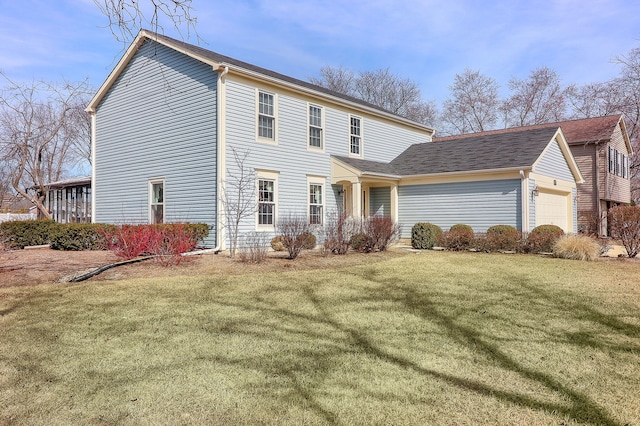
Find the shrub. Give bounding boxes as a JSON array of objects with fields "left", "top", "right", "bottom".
[
  {"left": 323, "top": 211, "right": 358, "bottom": 255},
  {"left": 50, "top": 223, "right": 116, "bottom": 251},
  {"left": 526, "top": 224, "right": 564, "bottom": 253},
  {"left": 0, "top": 220, "right": 57, "bottom": 249},
  {"left": 277, "top": 214, "right": 314, "bottom": 260},
  {"left": 364, "top": 216, "right": 401, "bottom": 252},
  {"left": 151, "top": 223, "right": 201, "bottom": 266},
  {"left": 552, "top": 234, "right": 601, "bottom": 261},
  {"left": 608, "top": 205, "right": 640, "bottom": 258},
  {"left": 102, "top": 223, "right": 201, "bottom": 263},
  {"left": 350, "top": 232, "right": 374, "bottom": 253},
  {"left": 411, "top": 222, "right": 442, "bottom": 249},
  {"left": 485, "top": 225, "right": 522, "bottom": 252},
  {"left": 270, "top": 235, "right": 286, "bottom": 251},
  {"left": 238, "top": 232, "right": 270, "bottom": 263},
  {"left": 438, "top": 224, "right": 474, "bottom": 251},
  {"left": 299, "top": 232, "right": 317, "bottom": 250}
]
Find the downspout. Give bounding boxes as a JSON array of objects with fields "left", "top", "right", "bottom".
[
  {"left": 89, "top": 109, "right": 97, "bottom": 224},
  {"left": 520, "top": 169, "right": 528, "bottom": 232},
  {"left": 212, "top": 65, "right": 229, "bottom": 252},
  {"left": 594, "top": 144, "right": 602, "bottom": 235}
]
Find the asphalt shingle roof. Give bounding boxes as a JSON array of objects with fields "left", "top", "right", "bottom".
[
  {"left": 146, "top": 32, "right": 415, "bottom": 121},
  {"left": 434, "top": 115, "right": 622, "bottom": 145},
  {"left": 390, "top": 127, "right": 560, "bottom": 176}
]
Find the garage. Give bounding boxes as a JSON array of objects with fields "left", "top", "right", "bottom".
[{"left": 535, "top": 190, "right": 568, "bottom": 232}]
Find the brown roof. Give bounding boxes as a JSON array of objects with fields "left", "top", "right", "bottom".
[{"left": 434, "top": 115, "right": 623, "bottom": 145}]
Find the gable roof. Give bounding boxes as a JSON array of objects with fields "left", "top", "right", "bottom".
[
  {"left": 434, "top": 115, "right": 631, "bottom": 153},
  {"left": 334, "top": 126, "right": 582, "bottom": 182},
  {"left": 86, "top": 30, "right": 434, "bottom": 134},
  {"left": 392, "top": 127, "right": 564, "bottom": 175}
]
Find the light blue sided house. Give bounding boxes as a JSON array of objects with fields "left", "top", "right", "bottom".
[{"left": 87, "top": 31, "right": 583, "bottom": 249}]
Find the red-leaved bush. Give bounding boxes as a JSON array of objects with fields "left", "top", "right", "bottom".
[{"left": 102, "top": 223, "right": 200, "bottom": 265}]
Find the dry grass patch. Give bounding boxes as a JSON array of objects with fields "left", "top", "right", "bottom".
[{"left": 1, "top": 251, "right": 639, "bottom": 425}]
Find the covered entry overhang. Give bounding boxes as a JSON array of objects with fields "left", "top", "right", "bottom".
[{"left": 331, "top": 156, "right": 401, "bottom": 220}]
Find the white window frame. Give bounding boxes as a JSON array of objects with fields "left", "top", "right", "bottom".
[
  {"left": 349, "top": 115, "right": 363, "bottom": 157},
  {"left": 308, "top": 104, "right": 324, "bottom": 152},
  {"left": 256, "top": 89, "right": 277, "bottom": 144},
  {"left": 608, "top": 147, "right": 615, "bottom": 174},
  {"left": 149, "top": 178, "right": 165, "bottom": 224},
  {"left": 256, "top": 170, "right": 279, "bottom": 230},
  {"left": 307, "top": 176, "right": 325, "bottom": 226},
  {"left": 616, "top": 150, "right": 623, "bottom": 177}
]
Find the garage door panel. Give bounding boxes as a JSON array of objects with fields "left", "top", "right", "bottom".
[{"left": 536, "top": 191, "right": 568, "bottom": 232}]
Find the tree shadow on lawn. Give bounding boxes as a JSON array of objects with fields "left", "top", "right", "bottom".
[{"left": 198, "top": 269, "right": 632, "bottom": 426}]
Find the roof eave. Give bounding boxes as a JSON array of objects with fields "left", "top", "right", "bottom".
[
  {"left": 86, "top": 30, "right": 222, "bottom": 112},
  {"left": 400, "top": 166, "right": 531, "bottom": 180},
  {"left": 222, "top": 63, "right": 434, "bottom": 134}
]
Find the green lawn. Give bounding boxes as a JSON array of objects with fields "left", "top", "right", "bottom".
[{"left": 1, "top": 251, "right": 639, "bottom": 425}]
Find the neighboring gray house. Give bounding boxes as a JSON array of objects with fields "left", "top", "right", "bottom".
[{"left": 87, "top": 30, "right": 582, "bottom": 248}]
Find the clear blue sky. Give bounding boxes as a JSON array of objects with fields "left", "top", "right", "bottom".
[{"left": 1, "top": 0, "right": 639, "bottom": 106}]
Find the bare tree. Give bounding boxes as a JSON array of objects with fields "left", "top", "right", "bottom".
[
  {"left": 221, "top": 148, "right": 256, "bottom": 258},
  {"left": 501, "top": 67, "right": 567, "bottom": 127},
  {"left": 309, "top": 66, "right": 356, "bottom": 96},
  {"left": 566, "top": 81, "right": 624, "bottom": 119},
  {"left": 310, "top": 66, "right": 438, "bottom": 125},
  {"left": 440, "top": 69, "right": 500, "bottom": 135},
  {"left": 93, "top": 0, "right": 199, "bottom": 42},
  {"left": 0, "top": 74, "right": 92, "bottom": 218}
]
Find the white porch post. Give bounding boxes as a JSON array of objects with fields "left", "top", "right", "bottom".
[
  {"left": 352, "top": 181, "right": 362, "bottom": 218},
  {"left": 391, "top": 184, "right": 398, "bottom": 222}
]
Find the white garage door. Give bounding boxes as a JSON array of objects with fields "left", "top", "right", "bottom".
[{"left": 536, "top": 191, "right": 568, "bottom": 232}]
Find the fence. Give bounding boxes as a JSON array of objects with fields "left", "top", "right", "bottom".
[{"left": 0, "top": 213, "right": 37, "bottom": 223}]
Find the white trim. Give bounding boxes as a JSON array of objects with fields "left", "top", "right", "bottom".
[
  {"left": 90, "top": 111, "right": 97, "bottom": 223},
  {"left": 307, "top": 103, "right": 325, "bottom": 153},
  {"left": 255, "top": 89, "right": 278, "bottom": 145},
  {"left": 216, "top": 66, "right": 228, "bottom": 250},
  {"left": 256, "top": 170, "right": 279, "bottom": 230}
]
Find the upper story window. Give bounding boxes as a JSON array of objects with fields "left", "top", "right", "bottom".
[
  {"left": 149, "top": 179, "right": 165, "bottom": 224},
  {"left": 258, "top": 91, "right": 275, "bottom": 141},
  {"left": 350, "top": 115, "right": 362, "bottom": 156},
  {"left": 609, "top": 146, "right": 629, "bottom": 179},
  {"left": 309, "top": 105, "right": 323, "bottom": 150}
]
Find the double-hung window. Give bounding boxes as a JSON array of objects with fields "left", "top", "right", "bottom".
[
  {"left": 258, "top": 91, "right": 275, "bottom": 140},
  {"left": 258, "top": 179, "right": 275, "bottom": 226},
  {"left": 149, "top": 179, "right": 164, "bottom": 224},
  {"left": 309, "top": 105, "right": 323, "bottom": 150},
  {"left": 257, "top": 170, "right": 278, "bottom": 228},
  {"left": 350, "top": 115, "right": 362, "bottom": 156},
  {"left": 609, "top": 147, "right": 615, "bottom": 174},
  {"left": 308, "top": 177, "right": 325, "bottom": 225}
]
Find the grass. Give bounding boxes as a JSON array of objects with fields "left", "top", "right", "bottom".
[{"left": 1, "top": 251, "right": 639, "bottom": 425}]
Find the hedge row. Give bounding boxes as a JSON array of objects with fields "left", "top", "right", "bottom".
[
  {"left": 0, "top": 220, "right": 209, "bottom": 251},
  {"left": 411, "top": 222, "right": 565, "bottom": 253}
]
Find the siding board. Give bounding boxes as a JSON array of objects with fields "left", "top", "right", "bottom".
[
  {"left": 398, "top": 179, "right": 521, "bottom": 237},
  {"left": 95, "top": 41, "right": 218, "bottom": 246}
]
